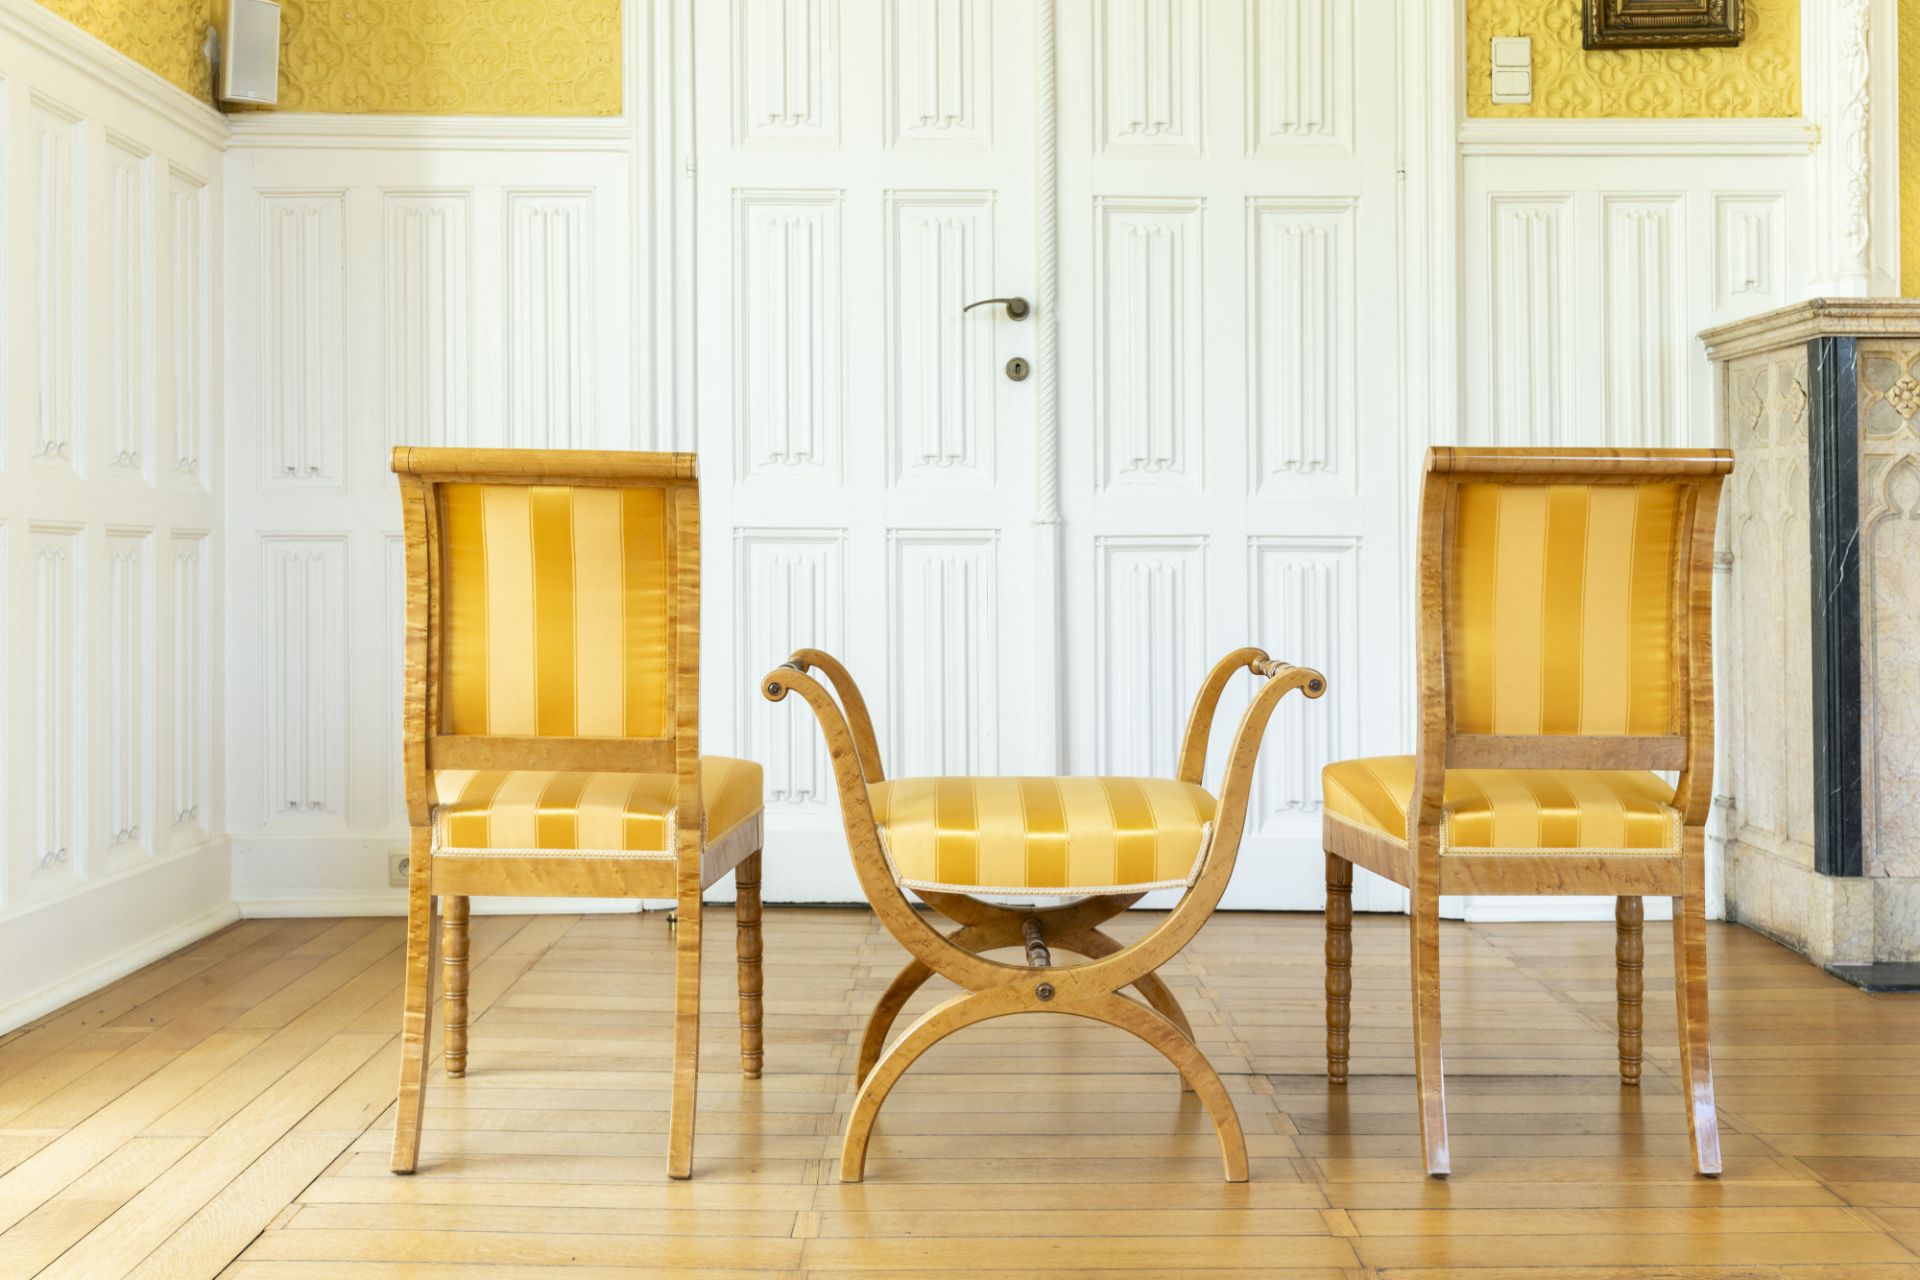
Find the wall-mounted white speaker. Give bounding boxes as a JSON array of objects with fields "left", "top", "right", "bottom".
[{"left": 218, "top": 0, "right": 281, "bottom": 106}]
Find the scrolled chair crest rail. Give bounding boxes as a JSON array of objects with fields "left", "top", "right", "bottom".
[
  {"left": 391, "top": 446, "right": 700, "bottom": 483},
  {"left": 1427, "top": 445, "right": 1733, "bottom": 477}
]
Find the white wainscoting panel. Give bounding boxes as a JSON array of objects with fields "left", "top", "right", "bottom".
[
  {"left": 385, "top": 194, "right": 470, "bottom": 450},
  {"left": 1095, "top": 198, "right": 1204, "bottom": 490},
  {"left": 1461, "top": 127, "right": 1812, "bottom": 921},
  {"left": 0, "top": 0, "right": 229, "bottom": 1030},
  {"left": 887, "top": 530, "right": 999, "bottom": 777},
  {"left": 1249, "top": 197, "right": 1353, "bottom": 490},
  {"left": 886, "top": 0, "right": 990, "bottom": 146},
  {"left": 1094, "top": 537, "right": 1207, "bottom": 780},
  {"left": 223, "top": 126, "right": 636, "bottom": 913},
  {"left": 736, "top": 529, "right": 845, "bottom": 812},
  {"left": 1465, "top": 147, "right": 1810, "bottom": 454},
  {"left": 887, "top": 192, "right": 994, "bottom": 483},
  {"left": 1094, "top": 0, "right": 1204, "bottom": 153},
  {"left": 734, "top": 191, "right": 843, "bottom": 483}
]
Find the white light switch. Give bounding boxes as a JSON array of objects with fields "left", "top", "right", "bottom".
[{"left": 1490, "top": 36, "right": 1532, "bottom": 104}]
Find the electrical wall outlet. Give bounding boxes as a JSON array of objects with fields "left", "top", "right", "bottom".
[
  {"left": 389, "top": 850, "right": 411, "bottom": 887},
  {"left": 1491, "top": 36, "right": 1532, "bottom": 104}
]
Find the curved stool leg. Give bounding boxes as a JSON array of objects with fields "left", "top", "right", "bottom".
[
  {"left": 843, "top": 990, "right": 1012, "bottom": 1182},
  {"left": 1070, "top": 992, "right": 1249, "bottom": 1182},
  {"left": 1056, "top": 927, "right": 1197, "bottom": 1043},
  {"left": 856, "top": 921, "right": 1016, "bottom": 1087},
  {"left": 841, "top": 987, "right": 1250, "bottom": 1185},
  {"left": 856, "top": 957, "right": 934, "bottom": 1088}
]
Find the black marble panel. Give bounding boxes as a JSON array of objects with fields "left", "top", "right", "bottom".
[
  {"left": 1824, "top": 962, "right": 1920, "bottom": 993},
  {"left": 1806, "top": 335, "right": 1863, "bottom": 879}
]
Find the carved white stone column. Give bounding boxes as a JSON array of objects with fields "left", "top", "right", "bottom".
[{"left": 1804, "top": 0, "right": 1881, "bottom": 296}]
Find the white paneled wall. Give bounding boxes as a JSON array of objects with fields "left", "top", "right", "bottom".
[
  {"left": 1463, "top": 125, "right": 1813, "bottom": 455},
  {"left": 0, "top": 0, "right": 229, "bottom": 1027},
  {"left": 1459, "top": 120, "right": 1816, "bottom": 921},
  {"left": 222, "top": 127, "right": 636, "bottom": 912}
]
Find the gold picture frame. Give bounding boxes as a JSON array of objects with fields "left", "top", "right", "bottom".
[{"left": 1583, "top": 0, "right": 1744, "bottom": 49}]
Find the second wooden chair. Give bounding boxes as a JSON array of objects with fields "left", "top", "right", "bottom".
[{"left": 389, "top": 448, "right": 766, "bottom": 1180}]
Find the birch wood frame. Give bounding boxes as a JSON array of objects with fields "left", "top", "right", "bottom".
[
  {"left": 765, "top": 647, "right": 1326, "bottom": 1182},
  {"left": 387, "top": 447, "right": 764, "bottom": 1181},
  {"left": 1321, "top": 446, "right": 1730, "bottom": 1180}
]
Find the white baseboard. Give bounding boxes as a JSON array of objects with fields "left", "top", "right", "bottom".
[{"left": 0, "top": 898, "right": 240, "bottom": 1034}]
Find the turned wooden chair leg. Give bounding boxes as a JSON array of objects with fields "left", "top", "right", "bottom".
[
  {"left": 736, "top": 851, "right": 765, "bottom": 1079},
  {"left": 1326, "top": 850, "right": 1353, "bottom": 1084},
  {"left": 390, "top": 832, "right": 438, "bottom": 1174},
  {"left": 441, "top": 895, "right": 470, "bottom": 1079},
  {"left": 667, "top": 889, "right": 703, "bottom": 1179},
  {"left": 1672, "top": 859, "right": 1722, "bottom": 1175},
  {"left": 1616, "top": 894, "right": 1644, "bottom": 1087},
  {"left": 1408, "top": 857, "right": 1449, "bottom": 1177}
]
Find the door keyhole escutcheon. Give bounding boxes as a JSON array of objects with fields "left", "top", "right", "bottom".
[{"left": 1005, "top": 357, "right": 1030, "bottom": 382}]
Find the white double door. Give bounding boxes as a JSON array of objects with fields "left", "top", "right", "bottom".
[{"left": 696, "top": 0, "right": 1409, "bottom": 909}]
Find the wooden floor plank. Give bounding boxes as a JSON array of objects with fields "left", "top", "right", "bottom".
[{"left": 0, "top": 909, "right": 1915, "bottom": 1279}]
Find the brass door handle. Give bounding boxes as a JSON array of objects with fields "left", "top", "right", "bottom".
[{"left": 962, "top": 296, "right": 1030, "bottom": 320}]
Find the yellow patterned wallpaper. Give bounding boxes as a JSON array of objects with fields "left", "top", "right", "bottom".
[
  {"left": 271, "top": 0, "right": 621, "bottom": 115},
  {"left": 33, "top": 1, "right": 218, "bottom": 100},
  {"left": 1903, "top": 0, "right": 1919, "bottom": 296},
  {"left": 1466, "top": 0, "right": 1799, "bottom": 117},
  {"left": 32, "top": 0, "right": 620, "bottom": 115}
]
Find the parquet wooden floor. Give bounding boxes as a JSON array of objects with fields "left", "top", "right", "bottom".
[{"left": 1, "top": 907, "right": 1917, "bottom": 1278}]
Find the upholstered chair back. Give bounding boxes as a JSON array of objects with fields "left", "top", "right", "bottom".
[
  {"left": 437, "top": 482, "right": 673, "bottom": 739},
  {"left": 1445, "top": 478, "right": 1684, "bottom": 738},
  {"left": 1417, "top": 448, "right": 1729, "bottom": 812},
  {"left": 391, "top": 449, "right": 700, "bottom": 829}
]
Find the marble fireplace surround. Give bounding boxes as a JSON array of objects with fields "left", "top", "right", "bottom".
[{"left": 1703, "top": 299, "right": 1920, "bottom": 991}]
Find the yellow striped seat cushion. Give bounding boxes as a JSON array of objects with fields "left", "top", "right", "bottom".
[
  {"left": 868, "top": 776, "right": 1216, "bottom": 897},
  {"left": 432, "top": 758, "right": 762, "bottom": 855},
  {"left": 1322, "top": 756, "right": 1679, "bottom": 855}
]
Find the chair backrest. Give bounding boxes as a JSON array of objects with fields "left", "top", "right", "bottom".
[
  {"left": 392, "top": 448, "right": 700, "bottom": 830},
  {"left": 1413, "top": 447, "right": 1730, "bottom": 825}
]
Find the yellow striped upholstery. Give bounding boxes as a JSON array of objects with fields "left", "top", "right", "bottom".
[
  {"left": 432, "top": 758, "right": 762, "bottom": 855},
  {"left": 1323, "top": 756, "right": 1679, "bottom": 855},
  {"left": 1449, "top": 481, "right": 1681, "bottom": 737},
  {"left": 440, "top": 483, "right": 670, "bottom": 738},
  {"left": 869, "top": 776, "right": 1216, "bottom": 896}
]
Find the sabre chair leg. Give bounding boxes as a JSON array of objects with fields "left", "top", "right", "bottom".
[
  {"left": 1326, "top": 850, "right": 1353, "bottom": 1085},
  {"left": 844, "top": 990, "right": 1011, "bottom": 1182},
  {"left": 441, "top": 895, "right": 470, "bottom": 1079},
  {"left": 1073, "top": 992, "right": 1249, "bottom": 1182},
  {"left": 390, "top": 832, "right": 439, "bottom": 1174},
  {"left": 1672, "top": 848, "right": 1722, "bottom": 1175},
  {"left": 736, "top": 851, "right": 765, "bottom": 1079},
  {"left": 1408, "top": 859, "right": 1450, "bottom": 1177},
  {"left": 1616, "top": 894, "right": 1644, "bottom": 1087},
  {"left": 667, "top": 888, "right": 703, "bottom": 1179}
]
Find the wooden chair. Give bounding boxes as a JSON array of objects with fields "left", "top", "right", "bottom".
[
  {"left": 1320, "top": 446, "right": 1730, "bottom": 1177},
  {"left": 764, "top": 647, "right": 1325, "bottom": 1182},
  {"left": 389, "top": 448, "right": 766, "bottom": 1180}
]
